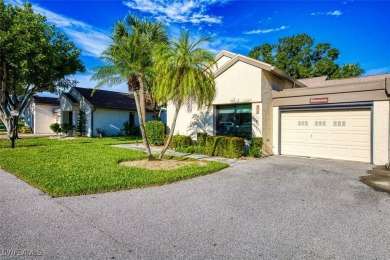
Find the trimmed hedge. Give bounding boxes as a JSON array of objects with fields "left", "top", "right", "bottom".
[
  {"left": 197, "top": 132, "right": 207, "bottom": 147},
  {"left": 204, "top": 136, "right": 245, "bottom": 158},
  {"left": 168, "top": 135, "right": 193, "bottom": 149},
  {"left": 145, "top": 120, "right": 165, "bottom": 145},
  {"left": 249, "top": 137, "right": 263, "bottom": 158}
]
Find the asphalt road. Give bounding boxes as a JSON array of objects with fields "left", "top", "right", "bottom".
[{"left": 1, "top": 156, "right": 389, "bottom": 259}]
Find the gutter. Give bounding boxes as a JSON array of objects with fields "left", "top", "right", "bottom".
[{"left": 90, "top": 106, "right": 96, "bottom": 137}]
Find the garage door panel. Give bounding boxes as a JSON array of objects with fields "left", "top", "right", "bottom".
[{"left": 281, "top": 109, "right": 371, "bottom": 163}]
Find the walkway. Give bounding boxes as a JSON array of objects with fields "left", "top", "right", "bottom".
[{"left": 113, "top": 144, "right": 248, "bottom": 166}]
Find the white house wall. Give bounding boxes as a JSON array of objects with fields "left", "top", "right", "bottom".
[
  {"left": 214, "top": 61, "right": 262, "bottom": 105},
  {"left": 215, "top": 56, "right": 232, "bottom": 71},
  {"left": 34, "top": 104, "right": 59, "bottom": 134},
  {"left": 373, "top": 101, "right": 390, "bottom": 165}
]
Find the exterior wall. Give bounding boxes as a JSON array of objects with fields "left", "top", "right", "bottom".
[
  {"left": 92, "top": 108, "right": 154, "bottom": 137},
  {"left": 373, "top": 101, "right": 390, "bottom": 165},
  {"left": 252, "top": 103, "right": 262, "bottom": 137},
  {"left": 214, "top": 61, "right": 262, "bottom": 105},
  {"left": 33, "top": 104, "right": 59, "bottom": 134},
  {"left": 166, "top": 102, "right": 213, "bottom": 139},
  {"left": 272, "top": 107, "right": 280, "bottom": 155},
  {"left": 215, "top": 56, "right": 232, "bottom": 71},
  {"left": 23, "top": 102, "right": 34, "bottom": 130}
]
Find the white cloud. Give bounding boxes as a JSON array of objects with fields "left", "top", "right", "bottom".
[
  {"left": 364, "top": 67, "right": 390, "bottom": 76},
  {"left": 310, "top": 10, "right": 343, "bottom": 17},
  {"left": 123, "top": 0, "right": 229, "bottom": 25},
  {"left": 243, "top": 25, "right": 289, "bottom": 35},
  {"left": 5, "top": 0, "right": 111, "bottom": 57}
]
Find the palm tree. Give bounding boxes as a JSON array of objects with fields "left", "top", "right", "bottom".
[
  {"left": 153, "top": 31, "right": 216, "bottom": 160},
  {"left": 92, "top": 15, "right": 167, "bottom": 160}
]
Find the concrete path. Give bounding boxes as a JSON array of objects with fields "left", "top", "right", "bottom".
[
  {"left": 113, "top": 143, "right": 247, "bottom": 166},
  {"left": 1, "top": 156, "right": 389, "bottom": 259}
]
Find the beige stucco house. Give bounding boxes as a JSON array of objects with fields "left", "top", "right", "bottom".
[{"left": 167, "top": 50, "right": 390, "bottom": 165}]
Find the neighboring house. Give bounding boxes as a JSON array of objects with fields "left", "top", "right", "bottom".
[
  {"left": 60, "top": 87, "right": 164, "bottom": 137},
  {"left": 24, "top": 96, "right": 60, "bottom": 134},
  {"left": 167, "top": 50, "right": 390, "bottom": 165}
]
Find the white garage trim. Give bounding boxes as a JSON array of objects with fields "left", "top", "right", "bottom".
[{"left": 278, "top": 102, "right": 373, "bottom": 163}]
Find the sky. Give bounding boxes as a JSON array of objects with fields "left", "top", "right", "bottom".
[{"left": 5, "top": 0, "right": 390, "bottom": 94}]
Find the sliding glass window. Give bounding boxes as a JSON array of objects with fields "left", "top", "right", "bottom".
[{"left": 216, "top": 104, "right": 252, "bottom": 139}]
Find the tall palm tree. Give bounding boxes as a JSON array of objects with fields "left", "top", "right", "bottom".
[
  {"left": 92, "top": 15, "right": 167, "bottom": 160},
  {"left": 153, "top": 30, "right": 216, "bottom": 160}
]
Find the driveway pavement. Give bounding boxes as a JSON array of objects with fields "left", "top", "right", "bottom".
[{"left": 1, "top": 156, "right": 389, "bottom": 259}]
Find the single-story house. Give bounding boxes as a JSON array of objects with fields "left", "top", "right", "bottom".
[
  {"left": 60, "top": 87, "right": 165, "bottom": 137},
  {"left": 24, "top": 96, "right": 61, "bottom": 134},
  {"left": 167, "top": 50, "right": 390, "bottom": 165}
]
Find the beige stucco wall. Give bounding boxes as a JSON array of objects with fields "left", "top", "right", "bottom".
[
  {"left": 272, "top": 107, "right": 280, "bottom": 155},
  {"left": 252, "top": 103, "right": 262, "bottom": 137},
  {"left": 34, "top": 104, "right": 59, "bottom": 134},
  {"left": 214, "top": 61, "right": 262, "bottom": 105},
  {"left": 166, "top": 102, "right": 214, "bottom": 140},
  {"left": 215, "top": 56, "right": 232, "bottom": 71},
  {"left": 373, "top": 101, "right": 390, "bottom": 165}
]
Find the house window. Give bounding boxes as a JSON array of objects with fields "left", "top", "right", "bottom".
[{"left": 216, "top": 104, "right": 252, "bottom": 139}]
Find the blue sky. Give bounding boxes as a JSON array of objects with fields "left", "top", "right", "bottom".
[{"left": 6, "top": 0, "right": 390, "bottom": 93}]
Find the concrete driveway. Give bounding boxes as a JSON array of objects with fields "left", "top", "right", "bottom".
[{"left": 1, "top": 156, "right": 389, "bottom": 259}]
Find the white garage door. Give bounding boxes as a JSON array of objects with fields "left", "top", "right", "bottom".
[{"left": 281, "top": 109, "right": 371, "bottom": 162}]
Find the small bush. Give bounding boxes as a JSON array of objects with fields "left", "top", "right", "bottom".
[
  {"left": 19, "top": 126, "right": 32, "bottom": 134},
  {"left": 197, "top": 132, "right": 207, "bottom": 146},
  {"left": 175, "top": 145, "right": 204, "bottom": 154},
  {"left": 123, "top": 121, "right": 140, "bottom": 136},
  {"left": 169, "top": 135, "right": 193, "bottom": 149},
  {"left": 61, "top": 123, "right": 73, "bottom": 135},
  {"left": 249, "top": 137, "right": 263, "bottom": 158},
  {"left": 226, "top": 137, "right": 246, "bottom": 159},
  {"left": 50, "top": 123, "right": 61, "bottom": 134},
  {"left": 145, "top": 120, "right": 165, "bottom": 145},
  {"left": 204, "top": 136, "right": 245, "bottom": 158},
  {"left": 96, "top": 128, "right": 107, "bottom": 137}
]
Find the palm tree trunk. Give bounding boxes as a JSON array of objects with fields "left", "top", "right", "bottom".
[
  {"left": 133, "top": 90, "right": 154, "bottom": 161},
  {"left": 139, "top": 75, "right": 146, "bottom": 126},
  {"left": 158, "top": 104, "right": 180, "bottom": 160}
]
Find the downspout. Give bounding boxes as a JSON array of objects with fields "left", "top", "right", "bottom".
[{"left": 90, "top": 106, "right": 96, "bottom": 137}]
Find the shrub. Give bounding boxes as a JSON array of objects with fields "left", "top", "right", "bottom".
[
  {"left": 204, "top": 136, "right": 245, "bottom": 158},
  {"left": 169, "top": 135, "right": 192, "bottom": 149},
  {"left": 226, "top": 137, "right": 246, "bottom": 159},
  {"left": 96, "top": 128, "right": 107, "bottom": 137},
  {"left": 249, "top": 137, "right": 263, "bottom": 158},
  {"left": 61, "top": 123, "right": 73, "bottom": 135},
  {"left": 175, "top": 145, "right": 204, "bottom": 154},
  {"left": 76, "top": 109, "right": 87, "bottom": 136},
  {"left": 197, "top": 132, "right": 207, "bottom": 146},
  {"left": 50, "top": 123, "right": 61, "bottom": 134},
  {"left": 145, "top": 120, "right": 165, "bottom": 145},
  {"left": 123, "top": 121, "right": 140, "bottom": 136},
  {"left": 19, "top": 126, "right": 32, "bottom": 134}
]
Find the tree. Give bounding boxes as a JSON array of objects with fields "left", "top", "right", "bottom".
[
  {"left": 76, "top": 109, "right": 86, "bottom": 136},
  {"left": 0, "top": 1, "right": 85, "bottom": 136},
  {"left": 248, "top": 34, "right": 363, "bottom": 79},
  {"left": 92, "top": 15, "right": 167, "bottom": 161},
  {"left": 153, "top": 31, "right": 216, "bottom": 160}
]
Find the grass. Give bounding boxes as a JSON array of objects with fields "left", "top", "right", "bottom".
[{"left": 0, "top": 137, "right": 228, "bottom": 197}]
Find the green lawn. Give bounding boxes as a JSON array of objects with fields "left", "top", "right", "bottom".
[{"left": 0, "top": 137, "right": 228, "bottom": 197}]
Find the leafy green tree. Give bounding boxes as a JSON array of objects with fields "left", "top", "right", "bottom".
[
  {"left": 248, "top": 34, "right": 363, "bottom": 79},
  {"left": 153, "top": 31, "right": 216, "bottom": 160},
  {"left": 92, "top": 15, "right": 167, "bottom": 160},
  {"left": 0, "top": 1, "right": 84, "bottom": 136}
]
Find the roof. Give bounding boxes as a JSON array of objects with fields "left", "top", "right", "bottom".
[
  {"left": 214, "top": 50, "right": 307, "bottom": 88},
  {"left": 73, "top": 87, "right": 137, "bottom": 110},
  {"left": 298, "top": 73, "right": 390, "bottom": 88},
  {"left": 33, "top": 96, "right": 60, "bottom": 106},
  {"left": 63, "top": 93, "right": 78, "bottom": 103}
]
